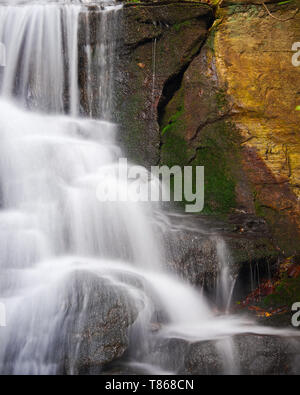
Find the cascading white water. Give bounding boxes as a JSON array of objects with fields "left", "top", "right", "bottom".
[
  {"left": 0, "top": 0, "right": 195, "bottom": 374},
  {"left": 0, "top": 1, "right": 157, "bottom": 374},
  {"left": 0, "top": 3, "right": 77, "bottom": 113},
  {"left": 216, "top": 238, "right": 237, "bottom": 313},
  {"left": 0, "top": 0, "right": 297, "bottom": 375}
]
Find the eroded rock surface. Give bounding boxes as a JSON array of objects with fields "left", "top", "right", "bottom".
[
  {"left": 115, "top": 1, "right": 214, "bottom": 166},
  {"left": 163, "top": 213, "right": 278, "bottom": 296},
  {"left": 65, "top": 271, "right": 141, "bottom": 374},
  {"left": 146, "top": 334, "right": 300, "bottom": 374},
  {"left": 156, "top": 1, "right": 300, "bottom": 254}
]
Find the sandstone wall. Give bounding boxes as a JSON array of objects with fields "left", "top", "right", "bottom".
[{"left": 117, "top": 0, "right": 300, "bottom": 254}]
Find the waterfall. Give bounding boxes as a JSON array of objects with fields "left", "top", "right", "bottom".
[
  {"left": 216, "top": 238, "right": 237, "bottom": 313},
  {"left": 0, "top": 3, "right": 75, "bottom": 113},
  {"left": 0, "top": 0, "right": 296, "bottom": 376},
  {"left": 0, "top": 1, "right": 157, "bottom": 374},
  {"left": 151, "top": 37, "right": 157, "bottom": 118}
]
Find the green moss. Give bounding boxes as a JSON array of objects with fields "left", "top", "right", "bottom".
[
  {"left": 263, "top": 275, "right": 300, "bottom": 308},
  {"left": 161, "top": 121, "right": 239, "bottom": 214},
  {"left": 161, "top": 105, "right": 184, "bottom": 136},
  {"left": 227, "top": 5, "right": 243, "bottom": 15},
  {"left": 173, "top": 20, "right": 192, "bottom": 33},
  {"left": 161, "top": 131, "right": 192, "bottom": 168},
  {"left": 118, "top": 87, "right": 151, "bottom": 165},
  {"left": 191, "top": 121, "right": 239, "bottom": 214},
  {"left": 161, "top": 112, "right": 240, "bottom": 214},
  {"left": 253, "top": 191, "right": 264, "bottom": 217},
  {"left": 215, "top": 89, "right": 227, "bottom": 111},
  {"left": 160, "top": 87, "right": 191, "bottom": 167},
  {"left": 160, "top": 73, "right": 242, "bottom": 214},
  {"left": 206, "top": 18, "right": 222, "bottom": 52},
  {"left": 253, "top": 193, "right": 300, "bottom": 256}
]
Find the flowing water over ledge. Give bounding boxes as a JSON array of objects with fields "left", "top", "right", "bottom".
[{"left": 0, "top": 0, "right": 299, "bottom": 375}]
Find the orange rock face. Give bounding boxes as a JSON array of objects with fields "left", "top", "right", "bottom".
[
  {"left": 212, "top": 3, "right": 300, "bottom": 250},
  {"left": 159, "top": 2, "right": 300, "bottom": 252}
]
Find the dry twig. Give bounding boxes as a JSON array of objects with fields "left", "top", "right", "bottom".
[{"left": 262, "top": 2, "right": 299, "bottom": 21}]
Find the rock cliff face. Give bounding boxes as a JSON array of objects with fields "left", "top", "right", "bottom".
[
  {"left": 115, "top": 1, "right": 214, "bottom": 165},
  {"left": 200, "top": 0, "right": 300, "bottom": 253},
  {"left": 68, "top": 2, "right": 300, "bottom": 373},
  {"left": 117, "top": 0, "right": 300, "bottom": 256},
  {"left": 163, "top": 213, "right": 278, "bottom": 298}
]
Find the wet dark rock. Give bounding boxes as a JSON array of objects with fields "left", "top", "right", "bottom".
[
  {"left": 164, "top": 229, "right": 219, "bottom": 290},
  {"left": 232, "top": 334, "right": 300, "bottom": 375},
  {"left": 114, "top": 2, "right": 214, "bottom": 166},
  {"left": 181, "top": 334, "right": 300, "bottom": 375},
  {"left": 64, "top": 270, "right": 141, "bottom": 374},
  {"left": 163, "top": 213, "right": 279, "bottom": 298},
  {"left": 154, "top": 0, "right": 300, "bottom": 252},
  {"left": 181, "top": 340, "right": 224, "bottom": 375},
  {"left": 146, "top": 334, "right": 300, "bottom": 375},
  {"left": 147, "top": 337, "right": 191, "bottom": 373}
]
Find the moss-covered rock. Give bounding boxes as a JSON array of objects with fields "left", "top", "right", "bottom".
[
  {"left": 264, "top": 276, "right": 300, "bottom": 308},
  {"left": 158, "top": 0, "right": 300, "bottom": 254},
  {"left": 159, "top": 39, "right": 251, "bottom": 214},
  {"left": 115, "top": 1, "right": 214, "bottom": 166},
  {"left": 211, "top": 1, "right": 300, "bottom": 253},
  {"left": 115, "top": 0, "right": 300, "bottom": 264}
]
